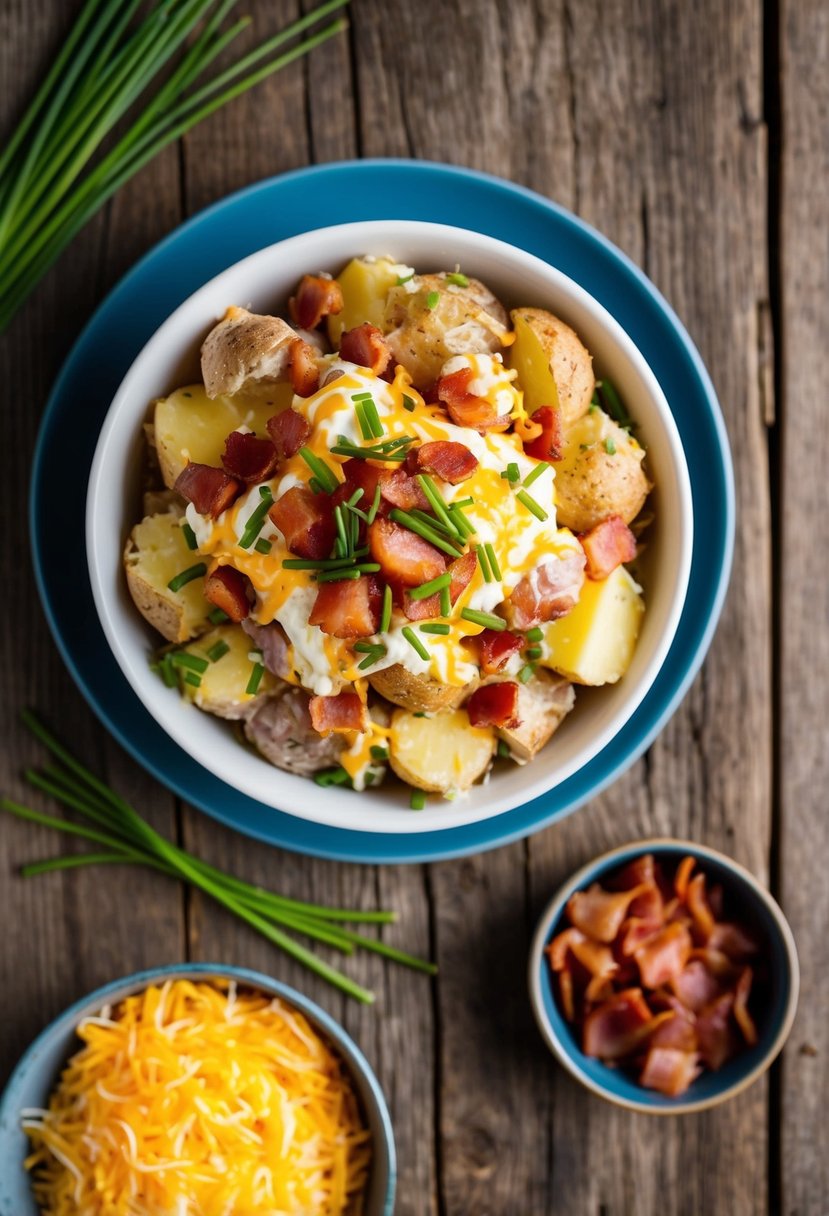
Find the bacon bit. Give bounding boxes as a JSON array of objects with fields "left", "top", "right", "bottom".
[
  {"left": 649, "top": 1006, "right": 698, "bottom": 1054},
  {"left": 607, "top": 853, "right": 657, "bottom": 892},
  {"left": 582, "top": 988, "right": 657, "bottom": 1061},
  {"left": 674, "top": 855, "right": 696, "bottom": 900},
  {"left": 288, "top": 337, "right": 320, "bottom": 396},
  {"left": 268, "top": 486, "right": 335, "bottom": 560},
  {"left": 267, "top": 408, "right": 311, "bottom": 460},
  {"left": 558, "top": 967, "right": 575, "bottom": 1022},
  {"left": 634, "top": 922, "right": 693, "bottom": 989},
  {"left": 567, "top": 883, "right": 650, "bottom": 944},
  {"left": 308, "top": 575, "right": 381, "bottom": 639},
  {"left": 670, "top": 959, "right": 723, "bottom": 1013},
  {"left": 380, "top": 468, "right": 429, "bottom": 511},
  {"left": 547, "top": 928, "right": 618, "bottom": 985},
  {"left": 733, "top": 968, "right": 759, "bottom": 1046},
  {"left": 412, "top": 440, "right": 479, "bottom": 483},
  {"left": 617, "top": 915, "right": 662, "bottom": 958},
  {"left": 464, "top": 628, "right": 523, "bottom": 674},
  {"left": 581, "top": 515, "right": 637, "bottom": 580},
  {"left": 695, "top": 993, "right": 739, "bottom": 1070},
  {"left": 467, "top": 682, "right": 520, "bottom": 729},
  {"left": 204, "top": 565, "right": 251, "bottom": 623},
  {"left": 708, "top": 921, "right": 760, "bottom": 962},
  {"left": 309, "top": 691, "right": 369, "bottom": 735},
  {"left": 639, "top": 1047, "right": 701, "bottom": 1097},
  {"left": 368, "top": 517, "right": 445, "bottom": 588},
  {"left": 436, "top": 367, "right": 507, "bottom": 432},
  {"left": 174, "top": 462, "right": 242, "bottom": 518},
  {"left": 523, "top": 405, "right": 563, "bottom": 462},
  {"left": 686, "top": 873, "right": 717, "bottom": 941},
  {"left": 221, "top": 430, "right": 279, "bottom": 484},
  {"left": 402, "top": 550, "right": 476, "bottom": 620},
  {"left": 331, "top": 458, "right": 386, "bottom": 507},
  {"left": 289, "top": 274, "right": 343, "bottom": 330},
  {"left": 339, "top": 322, "right": 392, "bottom": 376},
  {"left": 507, "top": 550, "right": 586, "bottom": 630}
]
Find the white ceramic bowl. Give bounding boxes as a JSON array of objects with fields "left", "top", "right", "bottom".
[{"left": 87, "top": 220, "right": 693, "bottom": 834}]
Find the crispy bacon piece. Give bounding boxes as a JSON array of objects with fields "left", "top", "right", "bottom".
[
  {"left": 648, "top": 1001, "right": 698, "bottom": 1053},
  {"left": 583, "top": 988, "right": 661, "bottom": 1061},
  {"left": 309, "top": 691, "right": 369, "bottom": 735},
  {"left": 332, "top": 458, "right": 385, "bottom": 507},
  {"left": 581, "top": 515, "right": 637, "bottom": 580},
  {"left": 288, "top": 337, "right": 320, "bottom": 396},
  {"left": 670, "top": 958, "right": 723, "bottom": 1013},
  {"left": 674, "top": 855, "right": 696, "bottom": 900},
  {"left": 267, "top": 407, "right": 311, "bottom": 461},
  {"left": 523, "top": 405, "right": 563, "bottom": 462},
  {"left": 467, "top": 682, "right": 520, "bottom": 729},
  {"left": 268, "top": 486, "right": 335, "bottom": 560},
  {"left": 204, "top": 565, "right": 251, "bottom": 622},
  {"left": 507, "top": 550, "right": 586, "bottom": 630},
  {"left": 174, "top": 462, "right": 242, "bottom": 518},
  {"left": 339, "top": 322, "right": 392, "bottom": 375},
  {"left": 558, "top": 966, "right": 576, "bottom": 1022},
  {"left": 695, "top": 993, "right": 739, "bottom": 1070},
  {"left": 412, "top": 440, "right": 479, "bottom": 483},
  {"left": 733, "top": 967, "right": 758, "bottom": 1046},
  {"left": 464, "top": 628, "right": 523, "bottom": 674},
  {"left": 308, "top": 575, "right": 381, "bottom": 639},
  {"left": 708, "top": 921, "right": 760, "bottom": 962},
  {"left": 380, "top": 468, "right": 429, "bottom": 511},
  {"left": 402, "top": 550, "right": 476, "bottom": 620},
  {"left": 608, "top": 853, "right": 657, "bottom": 891},
  {"left": 368, "top": 517, "right": 445, "bottom": 588},
  {"left": 639, "top": 1047, "right": 701, "bottom": 1097},
  {"left": 221, "top": 430, "right": 278, "bottom": 484},
  {"left": 548, "top": 928, "right": 618, "bottom": 984},
  {"left": 289, "top": 274, "right": 343, "bottom": 330},
  {"left": 567, "top": 883, "right": 650, "bottom": 944},
  {"left": 686, "top": 873, "right": 717, "bottom": 941},
  {"left": 436, "top": 367, "right": 507, "bottom": 432},
  {"left": 634, "top": 922, "right": 693, "bottom": 989},
  {"left": 617, "top": 915, "right": 663, "bottom": 957}
]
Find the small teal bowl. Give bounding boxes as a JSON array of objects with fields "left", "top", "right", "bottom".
[
  {"left": 528, "top": 839, "right": 799, "bottom": 1114},
  {"left": 0, "top": 964, "right": 396, "bottom": 1215}
]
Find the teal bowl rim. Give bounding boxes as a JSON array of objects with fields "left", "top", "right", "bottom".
[
  {"left": 527, "top": 838, "right": 799, "bottom": 1115},
  {"left": 0, "top": 963, "right": 396, "bottom": 1215}
]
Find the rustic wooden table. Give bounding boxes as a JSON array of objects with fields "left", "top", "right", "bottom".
[{"left": 1, "top": 2, "right": 826, "bottom": 1213}]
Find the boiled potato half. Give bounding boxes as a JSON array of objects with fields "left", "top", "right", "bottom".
[
  {"left": 509, "top": 307, "right": 595, "bottom": 427},
  {"left": 496, "top": 669, "right": 575, "bottom": 762},
  {"left": 368, "top": 664, "right": 473, "bottom": 714},
  {"left": 125, "top": 510, "right": 211, "bottom": 644},
  {"left": 542, "top": 565, "right": 644, "bottom": 686},
  {"left": 179, "top": 624, "right": 278, "bottom": 719},
  {"left": 553, "top": 407, "right": 650, "bottom": 533},
  {"left": 388, "top": 707, "right": 495, "bottom": 793},
  {"left": 154, "top": 383, "right": 293, "bottom": 489},
  {"left": 327, "top": 256, "right": 405, "bottom": 345}
]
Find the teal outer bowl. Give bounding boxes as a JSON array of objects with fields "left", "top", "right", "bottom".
[
  {"left": 0, "top": 964, "right": 396, "bottom": 1215},
  {"left": 528, "top": 839, "right": 799, "bottom": 1114}
]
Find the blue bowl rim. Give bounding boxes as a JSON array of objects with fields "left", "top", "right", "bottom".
[
  {"left": 0, "top": 962, "right": 396, "bottom": 1214},
  {"left": 527, "top": 838, "right": 799, "bottom": 1115}
]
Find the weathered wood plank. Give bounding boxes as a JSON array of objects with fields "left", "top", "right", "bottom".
[{"left": 778, "top": 2, "right": 829, "bottom": 1212}]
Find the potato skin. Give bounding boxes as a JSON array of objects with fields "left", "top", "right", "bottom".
[
  {"left": 124, "top": 511, "right": 211, "bottom": 643},
  {"left": 383, "top": 273, "right": 509, "bottom": 388},
  {"left": 368, "top": 664, "right": 473, "bottom": 713},
  {"left": 388, "top": 707, "right": 495, "bottom": 792},
  {"left": 511, "top": 307, "right": 595, "bottom": 427},
  {"left": 200, "top": 306, "right": 296, "bottom": 398},
  {"left": 494, "top": 669, "right": 575, "bottom": 761},
  {"left": 554, "top": 411, "right": 650, "bottom": 533}
]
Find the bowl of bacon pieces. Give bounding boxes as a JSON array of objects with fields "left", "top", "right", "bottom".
[{"left": 528, "top": 839, "right": 799, "bottom": 1113}]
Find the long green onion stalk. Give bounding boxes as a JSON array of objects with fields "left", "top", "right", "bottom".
[
  {"left": 0, "top": 0, "right": 349, "bottom": 333},
  {"left": 2, "top": 712, "right": 436, "bottom": 1004}
]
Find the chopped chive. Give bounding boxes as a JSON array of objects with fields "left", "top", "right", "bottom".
[
  {"left": 526, "top": 645, "right": 543, "bottom": 660},
  {"left": 314, "top": 766, "right": 351, "bottom": 787},
  {"left": 254, "top": 537, "right": 272, "bottom": 555},
  {"left": 445, "top": 271, "right": 469, "bottom": 287},
  {"left": 346, "top": 502, "right": 369, "bottom": 524},
  {"left": 518, "top": 663, "right": 536, "bottom": 684},
  {"left": 484, "top": 543, "right": 501, "bottom": 580},
  {"left": 283, "top": 556, "right": 358, "bottom": 570},
  {"left": 167, "top": 563, "right": 206, "bottom": 592},
  {"left": 207, "top": 639, "right": 231, "bottom": 663},
  {"left": 410, "top": 572, "right": 452, "bottom": 600},
  {"left": 367, "top": 483, "right": 382, "bottom": 523},
  {"left": 516, "top": 489, "right": 548, "bottom": 521},
  {"left": 184, "top": 672, "right": 202, "bottom": 688},
  {"left": 410, "top": 789, "right": 426, "bottom": 810},
  {"left": 351, "top": 391, "right": 373, "bottom": 401},
  {"left": 380, "top": 584, "right": 392, "bottom": 632},
  {"left": 208, "top": 607, "right": 229, "bottom": 625},
  {"left": 238, "top": 493, "right": 274, "bottom": 549},
  {"left": 299, "top": 447, "right": 338, "bottom": 492},
  {"left": 308, "top": 476, "right": 325, "bottom": 495},
  {"left": 448, "top": 506, "right": 475, "bottom": 538},
  {"left": 316, "top": 568, "right": 364, "bottom": 582},
  {"left": 246, "top": 662, "right": 265, "bottom": 695},
  {"left": 426, "top": 290, "right": 440, "bottom": 310},
  {"left": 353, "top": 641, "right": 381, "bottom": 653},
  {"left": 589, "top": 401, "right": 600, "bottom": 413},
  {"left": 375, "top": 435, "right": 415, "bottom": 452},
  {"left": 417, "top": 474, "right": 460, "bottom": 536},
  {"left": 523, "top": 461, "right": 549, "bottom": 489},
  {"left": 354, "top": 399, "right": 374, "bottom": 441},
  {"left": 330, "top": 442, "right": 408, "bottom": 462},
  {"left": 452, "top": 496, "right": 474, "bottom": 508},
  {"left": 370, "top": 745, "right": 389, "bottom": 762},
  {"left": 402, "top": 394, "right": 416, "bottom": 412},
  {"left": 180, "top": 522, "right": 198, "bottom": 551},
  {"left": 497, "top": 739, "right": 512, "bottom": 759},
  {"left": 604, "top": 437, "right": 617, "bottom": 455},
  {"left": 388, "top": 509, "right": 464, "bottom": 559},
  {"left": 402, "top": 626, "right": 430, "bottom": 661},
  {"left": 526, "top": 626, "right": 544, "bottom": 641},
  {"left": 396, "top": 272, "right": 414, "bottom": 285},
  {"left": 155, "top": 654, "right": 176, "bottom": 688},
  {"left": 171, "top": 652, "right": 209, "bottom": 674},
  {"left": 363, "top": 398, "right": 384, "bottom": 439},
  {"left": 347, "top": 487, "right": 365, "bottom": 508},
  {"left": 440, "top": 586, "right": 452, "bottom": 616},
  {"left": 259, "top": 484, "right": 273, "bottom": 499},
  {"left": 598, "top": 378, "right": 635, "bottom": 430},
  {"left": 413, "top": 712, "right": 428, "bottom": 718},
  {"left": 334, "top": 504, "right": 349, "bottom": 553},
  {"left": 501, "top": 463, "right": 520, "bottom": 482},
  {"left": 357, "top": 650, "right": 385, "bottom": 671},
  {"left": 420, "top": 623, "right": 450, "bottom": 635},
  {"left": 409, "top": 509, "right": 456, "bottom": 538},
  {"left": 460, "top": 608, "right": 506, "bottom": 631},
  {"left": 476, "top": 544, "right": 492, "bottom": 583}
]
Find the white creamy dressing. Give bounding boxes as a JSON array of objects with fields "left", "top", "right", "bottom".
[{"left": 441, "top": 352, "right": 518, "bottom": 419}]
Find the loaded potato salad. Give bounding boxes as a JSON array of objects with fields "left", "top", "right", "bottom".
[{"left": 126, "top": 257, "right": 651, "bottom": 804}]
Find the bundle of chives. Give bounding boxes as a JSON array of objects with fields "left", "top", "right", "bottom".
[
  {"left": 2, "top": 712, "right": 436, "bottom": 1004},
  {"left": 0, "top": 0, "right": 349, "bottom": 332}
]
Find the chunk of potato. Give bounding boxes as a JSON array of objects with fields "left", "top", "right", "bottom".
[
  {"left": 200, "top": 306, "right": 296, "bottom": 398},
  {"left": 389, "top": 708, "right": 496, "bottom": 793},
  {"left": 541, "top": 565, "right": 644, "bottom": 685},
  {"left": 368, "top": 664, "right": 473, "bottom": 713},
  {"left": 327, "top": 256, "right": 406, "bottom": 345},
  {"left": 553, "top": 407, "right": 650, "bottom": 533},
  {"left": 179, "top": 625, "right": 279, "bottom": 719},
  {"left": 509, "top": 307, "right": 595, "bottom": 427},
  {"left": 125, "top": 510, "right": 211, "bottom": 643},
  {"left": 153, "top": 383, "right": 293, "bottom": 489},
  {"left": 495, "top": 669, "right": 575, "bottom": 762},
  {"left": 383, "top": 273, "right": 510, "bottom": 389}
]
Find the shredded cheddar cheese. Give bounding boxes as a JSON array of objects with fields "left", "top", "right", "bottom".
[{"left": 23, "top": 979, "right": 371, "bottom": 1216}]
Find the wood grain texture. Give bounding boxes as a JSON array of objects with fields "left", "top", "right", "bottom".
[{"left": 778, "top": 2, "right": 829, "bottom": 1213}]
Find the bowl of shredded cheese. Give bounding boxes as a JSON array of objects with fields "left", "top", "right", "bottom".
[{"left": 0, "top": 964, "right": 395, "bottom": 1216}]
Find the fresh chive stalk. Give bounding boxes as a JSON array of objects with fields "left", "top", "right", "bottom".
[
  {"left": 515, "top": 489, "right": 548, "bottom": 521},
  {"left": 380, "top": 584, "right": 392, "bottom": 632},
  {"left": 299, "top": 447, "right": 339, "bottom": 492},
  {"left": 388, "top": 509, "right": 464, "bottom": 559},
  {"left": 460, "top": 608, "right": 506, "bottom": 631},
  {"left": 401, "top": 626, "right": 430, "bottom": 661},
  {"left": 409, "top": 572, "right": 451, "bottom": 601},
  {"left": 484, "top": 543, "right": 501, "bottom": 580},
  {"left": 420, "top": 622, "right": 450, "bottom": 635},
  {"left": 476, "top": 544, "right": 492, "bottom": 583},
  {"left": 167, "top": 562, "right": 206, "bottom": 592},
  {"left": 208, "top": 606, "right": 229, "bottom": 624},
  {"left": 181, "top": 521, "right": 198, "bottom": 550}
]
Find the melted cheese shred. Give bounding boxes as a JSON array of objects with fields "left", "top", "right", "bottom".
[{"left": 23, "top": 980, "right": 372, "bottom": 1216}]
